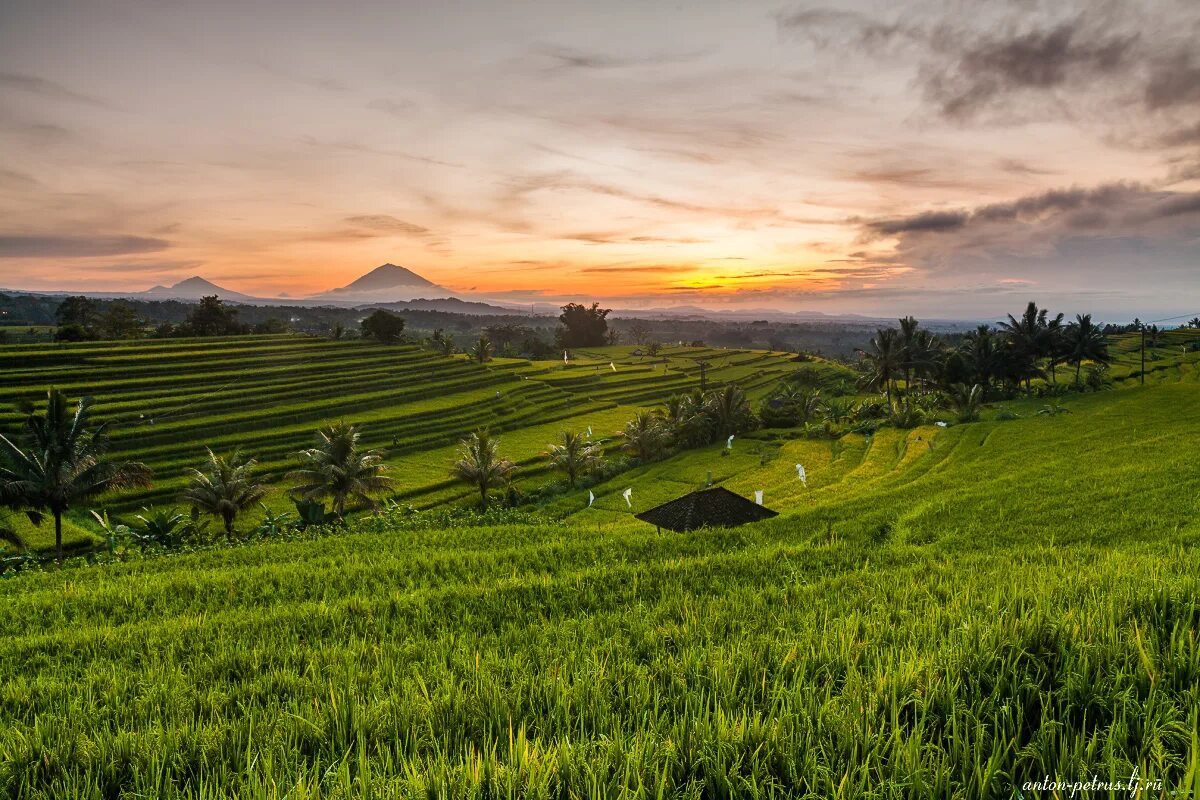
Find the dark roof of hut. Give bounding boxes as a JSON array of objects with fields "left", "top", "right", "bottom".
[{"left": 634, "top": 487, "right": 778, "bottom": 532}]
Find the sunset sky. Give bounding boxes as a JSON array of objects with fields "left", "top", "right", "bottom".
[{"left": 1, "top": 0, "right": 1198, "bottom": 318}]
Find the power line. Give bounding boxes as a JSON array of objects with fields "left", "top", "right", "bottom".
[{"left": 1137, "top": 312, "right": 1200, "bottom": 385}]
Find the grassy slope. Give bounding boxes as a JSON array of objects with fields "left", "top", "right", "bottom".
[
  {"left": 0, "top": 336, "right": 829, "bottom": 552},
  {"left": 0, "top": 348, "right": 1198, "bottom": 796}
]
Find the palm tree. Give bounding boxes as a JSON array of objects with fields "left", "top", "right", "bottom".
[
  {"left": 1188, "top": 317, "right": 1200, "bottom": 329},
  {"left": 859, "top": 328, "right": 903, "bottom": 406},
  {"left": 1044, "top": 313, "right": 1067, "bottom": 383},
  {"left": 288, "top": 423, "right": 394, "bottom": 521},
  {"left": 182, "top": 449, "right": 266, "bottom": 537},
  {"left": 620, "top": 412, "right": 667, "bottom": 462},
  {"left": 662, "top": 390, "right": 711, "bottom": 447},
  {"left": 451, "top": 429, "right": 516, "bottom": 510},
  {"left": 998, "top": 302, "right": 1049, "bottom": 395},
  {"left": 0, "top": 388, "right": 151, "bottom": 564},
  {"left": 960, "top": 325, "right": 1003, "bottom": 396},
  {"left": 1063, "top": 314, "right": 1111, "bottom": 385},
  {"left": 704, "top": 384, "right": 755, "bottom": 439},
  {"left": 545, "top": 430, "right": 601, "bottom": 487},
  {"left": 897, "top": 316, "right": 922, "bottom": 399},
  {"left": 947, "top": 383, "right": 983, "bottom": 422},
  {"left": 470, "top": 335, "right": 494, "bottom": 364}
]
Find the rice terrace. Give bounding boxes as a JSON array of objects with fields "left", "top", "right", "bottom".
[
  {"left": 1, "top": 298, "right": 1198, "bottom": 798},
  {"left": 4, "top": 0, "right": 1200, "bottom": 797}
]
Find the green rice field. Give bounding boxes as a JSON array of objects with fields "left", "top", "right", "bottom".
[{"left": 0, "top": 331, "right": 1198, "bottom": 797}]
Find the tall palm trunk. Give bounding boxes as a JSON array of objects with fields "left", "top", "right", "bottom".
[
  {"left": 480, "top": 483, "right": 489, "bottom": 510},
  {"left": 1075, "top": 360, "right": 1082, "bottom": 385}
]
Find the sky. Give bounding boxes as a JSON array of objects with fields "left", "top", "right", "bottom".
[{"left": 0, "top": 0, "right": 1198, "bottom": 320}]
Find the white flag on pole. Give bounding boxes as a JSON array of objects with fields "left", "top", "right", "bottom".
[
  {"left": 587, "top": 425, "right": 592, "bottom": 437},
  {"left": 622, "top": 488, "right": 632, "bottom": 507},
  {"left": 726, "top": 434, "right": 734, "bottom": 449},
  {"left": 588, "top": 490, "right": 594, "bottom": 507},
  {"left": 755, "top": 490, "right": 763, "bottom": 505},
  {"left": 610, "top": 362, "right": 617, "bottom": 371},
  {"left": 795, "top": 463, "right": 807, "bottom": 486},
  {"left": 563, "top": 350, "right": 569, "bottom": 363}
]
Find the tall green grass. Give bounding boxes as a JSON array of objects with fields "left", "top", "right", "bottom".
[{"left": 0, "top": 365, "right": 1198, "bottom": 797}]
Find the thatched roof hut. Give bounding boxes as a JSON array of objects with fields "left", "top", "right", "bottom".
[{"left": 634, "top": 487, "right": 778, "bottom": 532}]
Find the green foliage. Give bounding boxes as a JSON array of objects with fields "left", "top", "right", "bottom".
[
  {"left": 947, "top": 382, "right": 983, "bottom": 422},
  {"left": 0, "top": 343, "right": 1196, "bottom": 796},
  {"left": 0, "top": 388, "right": 151, "bottom": 562},
  {"left": 181, "top": 448, "right": 266, "bottom": 537},
  {"left": 555, "top": 302, "right": 611, "bottom": 348},
  {"left": 184, "top": 295, "right": 242, "bottom": 337},
  {"left": 470, "top": 334, "right": 494, "bottom": 363},
  {"left": 360, "top": 309, "right": 407, "bottom": 343},
  {"left": 287, "top": 423, "right": 394, "bottom": 520},
  {"left": 544, "top": 430, "right": 602, "bottom": 487},
  {"left": 450, "top": 429, "right": 517, "bottom": 510},
  {"left": 620, "top": 411, "right": 669, "bottom": 462},
  {"left": 292, "top": 498, "right": 329, "bottom": 528}
]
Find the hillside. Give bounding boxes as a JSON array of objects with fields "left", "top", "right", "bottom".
[
  {"left": 0, "top": 338, "right": 831, "bottom": 549},
  {"left": 0, "top": 341, "right": 1197, "bottom": 797}
]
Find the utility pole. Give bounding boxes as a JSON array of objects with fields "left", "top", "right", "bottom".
[{"left": 1140, "top": 323, "right": 1145, "bottom": 386}]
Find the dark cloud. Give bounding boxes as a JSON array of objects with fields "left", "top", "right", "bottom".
[
  {"left": 863, "top": 182, "right": 1200, "bottom": 241},
  {"left": 1143, "top": 52, "right": 1200, "bottom": 111},
  {"left": 923, "top": 21, "right": 1137, "bottom": 120},
  {"left": 0, "top": 72, "right": 114, "bottom": 108},
  {"left": 864, "top": 210, "right": 969, "bottom": 237},
  {"left": 856, "top": 182, "right": 1200, "bottom": 295},
  {"left": 0, "top": 234, "right": 170, "bottom": 258},
  {"left": 1157, "top": 121, "right": 1200, "bottom": 148}
]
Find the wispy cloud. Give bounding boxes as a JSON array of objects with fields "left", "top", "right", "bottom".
[
  {"left": 0, "top": 72, "right": 115, "bottom": 109},
  {"left": 0, "top": 234, "right": 170, "bottom": 258}
]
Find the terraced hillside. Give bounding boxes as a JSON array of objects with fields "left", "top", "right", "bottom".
[
  {"left": 0, "top": 345, "right": 1197, "bottom": 798},
  {"left": 0, "top": 336, "right": 827, "bottom": 548}
]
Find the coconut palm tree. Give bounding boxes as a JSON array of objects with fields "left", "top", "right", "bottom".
[
  {"left": 471, "top": 335, "right": 494, "bottom": 364},
  {"left": 288, "top": 423, "right": 394, "bottom": 521},
  {"left": 1044, "top": 313, "right": 1068, "bottom": 383},
  {"left": 0, "top": 388, "right": 151, "bottom": 564},
  {"left": 704, "top": 384, "right": 755, "bottom": 439},
  {"left": 1063, "top": 314, "right": 1111, "bottom": 385},
  {"left": 960, "top": 325, "right": 1003, "bottom": 397},
  {"left": 545, "top": 430, "right": 601, "bottom": 487},
  {"left": 182, "top": 449, "right": 266, "bottom": 537},
  {"left": 620, "top": 412, "right": 667, "bottom": 462},
  {"left": 859, "top": 328, "right": 903, "bottom": 406},
  {"left": 897, "top": 316, "right": 921, "bottom": 397},
  {"left": 947, "top": 383, "right": 983, "bottom": 422},
  {"left": 451, "top": 429, "right": 516, "bottom": 510},
  {"left": 998, "top": 302, "right": 1050, "bottom": 395}
]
